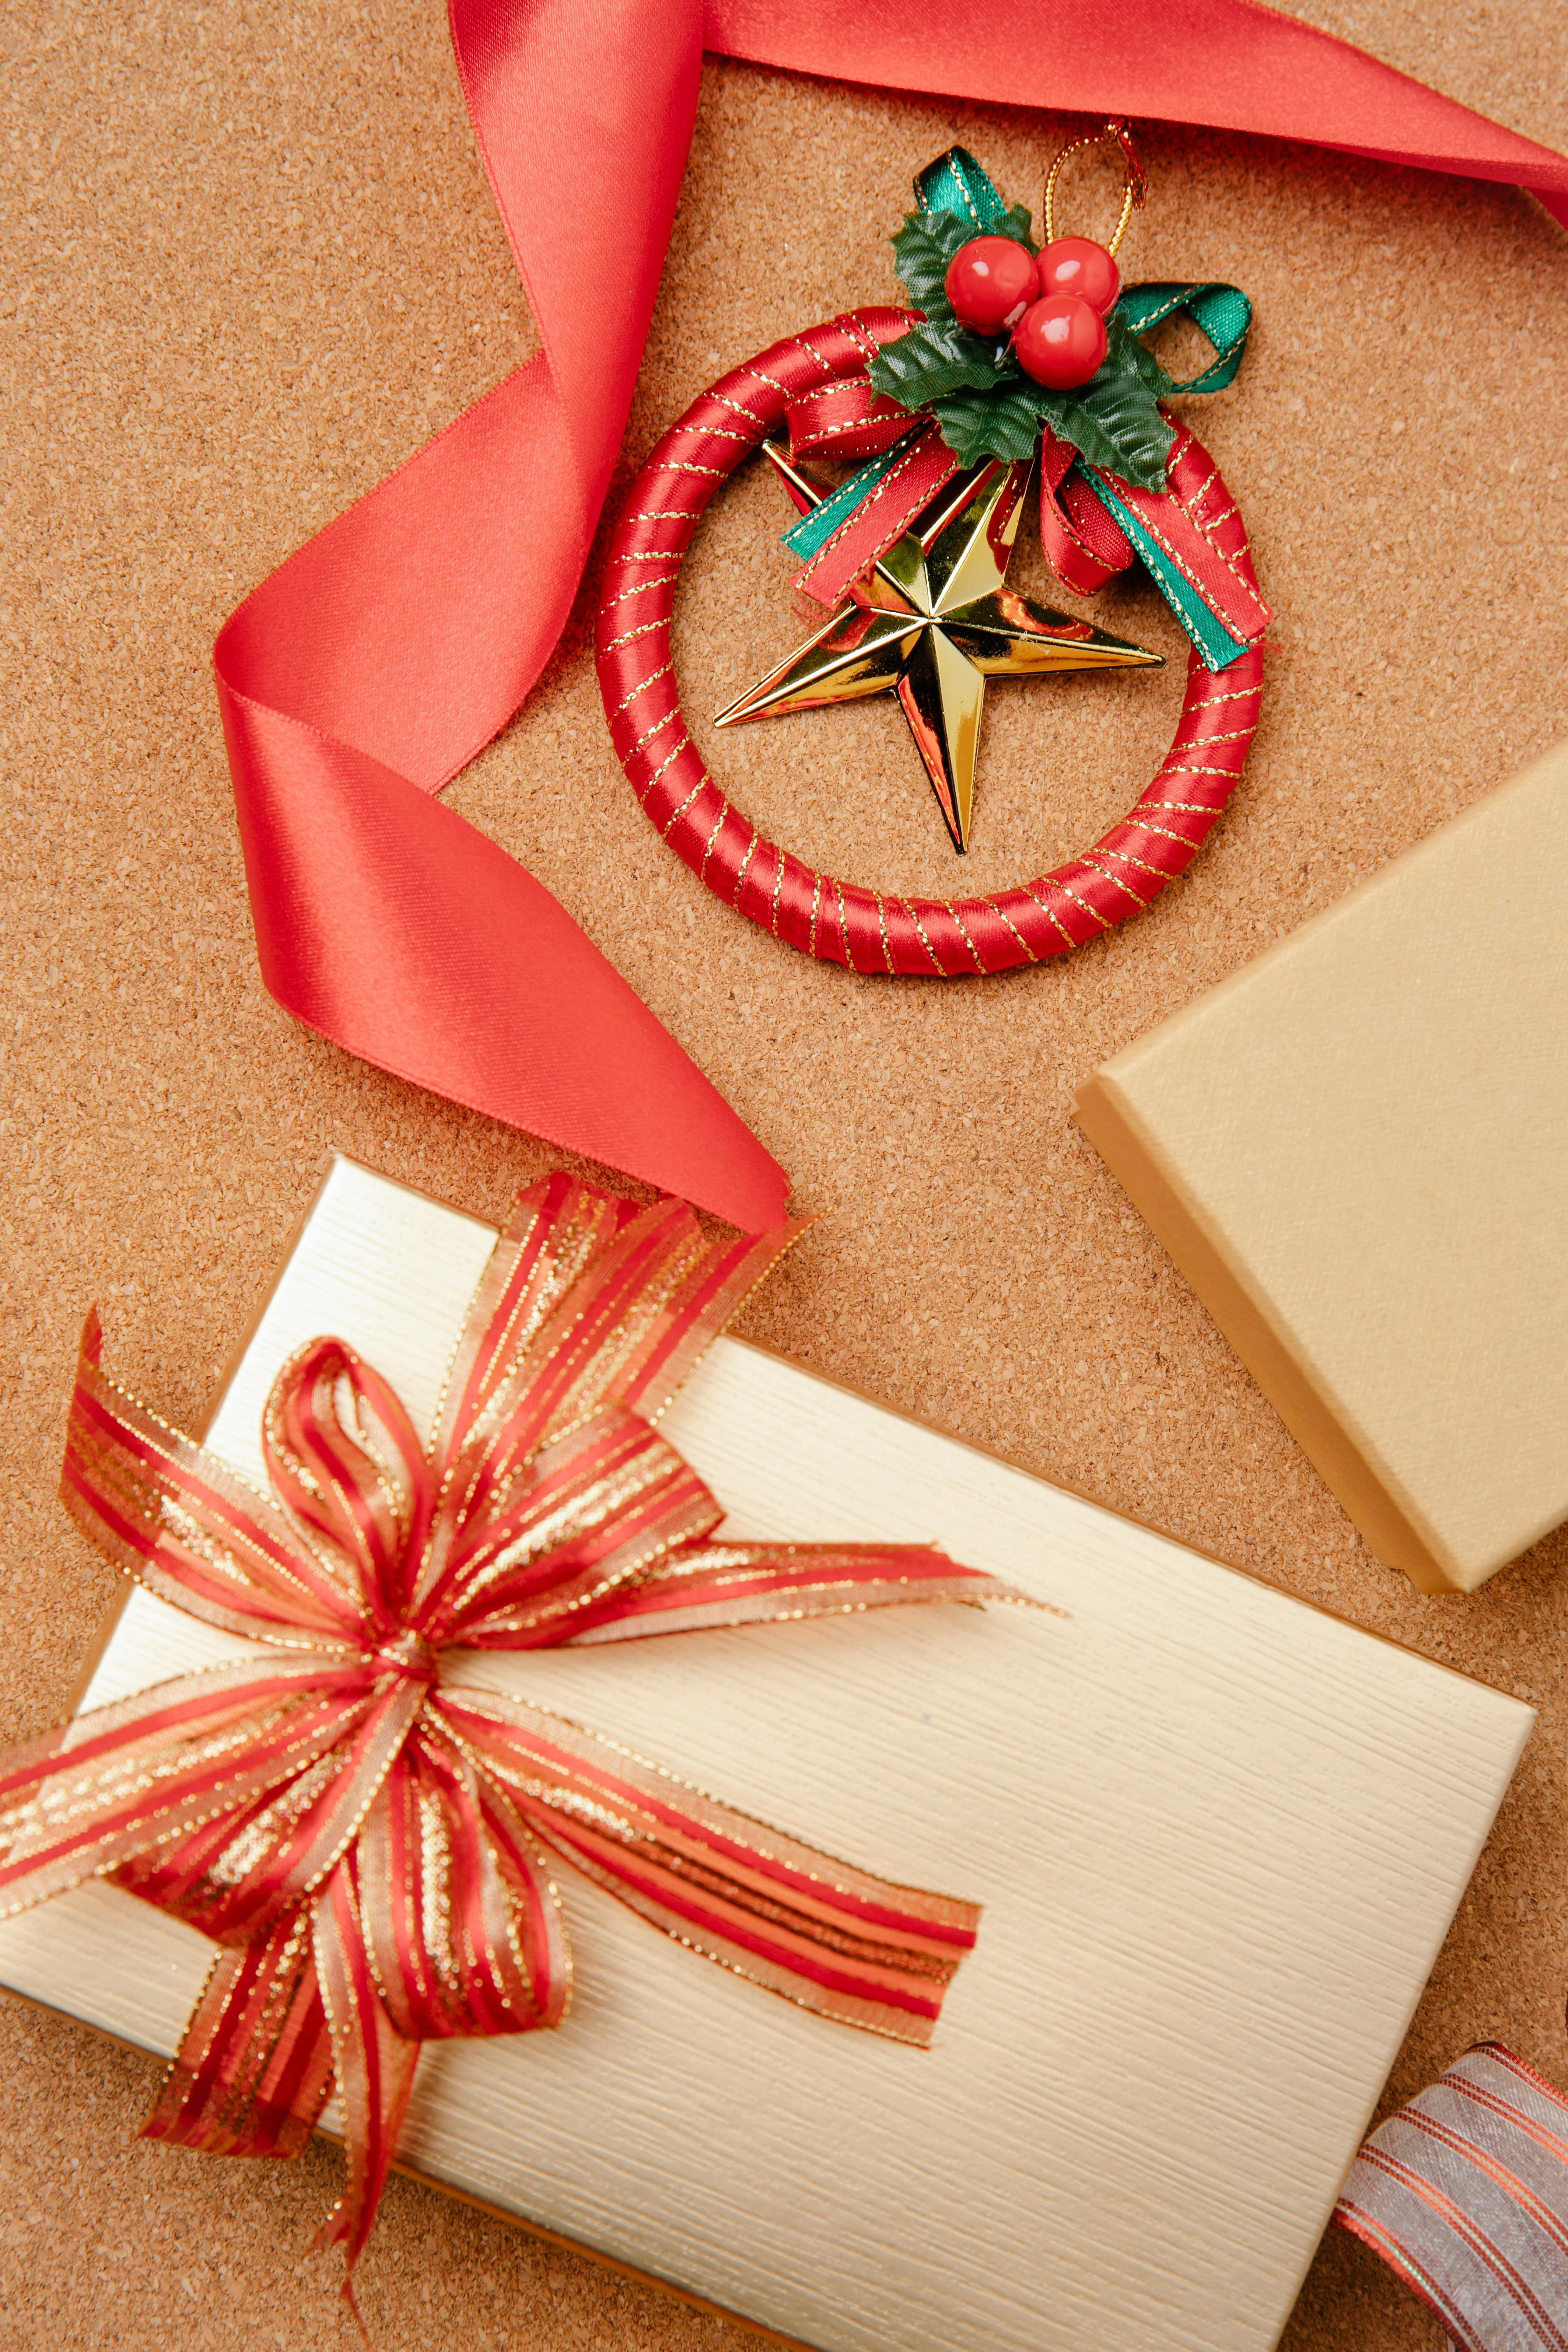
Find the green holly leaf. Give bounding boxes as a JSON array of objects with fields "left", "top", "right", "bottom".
[
  {"left": 889, "top": 201, "right": 1036, "bottom": 315},
  {"left": 925, "top": 379, "right": 1052, "bottom": 467},
  {"left": 1028, "top": 311, "right": 1178, "bottom": 489},
  {"left": 1109, "top": 306, "right": 1178, "bottom": 402},
  {"left": 1030, "top": 378, "right": 1173, "bottom": 489},
  {"left": 889, "top": 214, "right": 960, "bottom": 315},
  {"left": 870, "top": 287, "right": 1180, "bottom": 489},
  {"left": 868, "top": 315, "right": 1019, "bottom": 410}
]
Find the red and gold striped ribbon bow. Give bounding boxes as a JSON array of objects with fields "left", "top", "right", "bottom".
[{"left": 1, "top": 1175, "right": 998, "bottom": 2305}]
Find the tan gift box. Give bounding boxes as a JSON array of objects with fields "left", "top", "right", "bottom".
[
  {"left": 0, "top": 1156, "right": 1533, "bottom": 2351},
  {"left": 1076, "top": 742, "right": 1568, "bottom": 1596}
]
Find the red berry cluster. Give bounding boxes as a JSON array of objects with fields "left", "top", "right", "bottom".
[{"left": 943, "top": 234, "right": 1120, "bottom": 390}]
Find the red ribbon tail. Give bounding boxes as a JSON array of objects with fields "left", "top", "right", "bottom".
[
  {"left": 143, "top": 1911, "right": 333, "bottom": 2159},
  {"left": 218, "top": 676, "right": 789, "bottom": 1231},
  {"left": 312, "top": 1863, "right": 421, "bottom": 2288},
  {"left": 1038, "top": 427, "right": 1137, "bottom": 596},
  {"left": 792, "top": 419, "right": 963, "bottom": 609},
  {"left": 212, "top": 0, "right": 793, "bottom": 1233},
  {"left": 1093, "top": 465, "right": 1274, "bottom": 647},
  {"left": 438, "top": 1685, "right": 981, "bottom": 2048}
]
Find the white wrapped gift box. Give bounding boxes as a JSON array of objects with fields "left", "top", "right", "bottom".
[{"left": 0, "top": 1156, "right": 1532, "bottom": 2352}]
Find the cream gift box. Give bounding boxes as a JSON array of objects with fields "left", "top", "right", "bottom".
[
  {"left": 1074, "top": 741, "right": 1568, "bottom": 1596},
  {"left": 0, "top": 1156, "right": 1533, "bottom": 2352}
]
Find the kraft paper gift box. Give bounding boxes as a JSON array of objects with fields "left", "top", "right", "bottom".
[
  {"left": 1074, "top": 740, "right": 1568, "bottom": 1598},
  {"left": 0, "top": 1156, "right": 1534, "bottom": 2352}
]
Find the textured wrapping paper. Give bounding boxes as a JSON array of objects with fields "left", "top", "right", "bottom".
[
  {"left": 1073, "top": 742, "right": 1568, "bottom": 1597},
  {"left": 0, "top": 1159, "right": 1533, "bottom": 2352}
]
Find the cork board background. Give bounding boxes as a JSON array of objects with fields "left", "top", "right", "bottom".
[{"left": 4, "top": 0, "right": 1568, "bottom": 2344}]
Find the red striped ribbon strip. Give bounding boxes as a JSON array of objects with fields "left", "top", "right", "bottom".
[{"left": 1335, "top": 2044, "right": 1568, "bottom": 2351}]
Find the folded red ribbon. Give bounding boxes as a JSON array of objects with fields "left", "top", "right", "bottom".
[
  {"left": 217, "top": 0, "right": 1568, "bottom": 1223},
  {"left": 8, "top": 1175, "right": 1000, "bottom": 2307},
  {"left": 1037, "top": 419, "right": 1275, "bottom": 650}
]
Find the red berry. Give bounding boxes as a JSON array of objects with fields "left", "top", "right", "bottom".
[
  {"left": 944, "top": 236, "right": 1040, "bottom": 335},
  {"left": 1013, "top": 294, "right": 1108, "bottom": 389},
  {"left": 1037, "top": 236, "right": 1120, "bottom": 315}
]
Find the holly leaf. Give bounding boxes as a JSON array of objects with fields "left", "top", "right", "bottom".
[
  {"left": 868, "top": 316, "right": 1019, "bottom": 410},
  {"left": 1109, "top": 306, "right": 1178, "bottom": 402},
  {"left": 889, "top": 214, "right": 959, "bottom": 316},
  {"left": 1028, "top": 311, "right": 1178, "bottom": 489},
  {"left": 926, "top": 380, "right": 1054, "bottom": 467},
  {"left": 889, "top": 201, "right": 1036, "bottom": 316},
  {"left": 870, "top": 291, "right": 1179, "bottom": 489},
  {"left": 1030, "top": 377, "right": 1174, "bottom": 489}
]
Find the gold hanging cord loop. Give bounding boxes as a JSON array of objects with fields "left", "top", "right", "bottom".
[{"left": 1043, "top": 118, "right": 1148, "bottom": 257}]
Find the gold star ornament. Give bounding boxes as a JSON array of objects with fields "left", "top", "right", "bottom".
[{"left": 714, "top": 445, "right": 1163, "bottom": 854}]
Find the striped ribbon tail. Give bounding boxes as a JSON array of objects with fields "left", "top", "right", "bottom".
[
  {"left": 1334, "top": 2043, "right": 1568, "bottom": 2351},
  {"left": 437, "top": 1685, "right": 980, "bottom": 2047},
  {"left": 143, "top": 1910, "right": 333, "bottom": 2159}
]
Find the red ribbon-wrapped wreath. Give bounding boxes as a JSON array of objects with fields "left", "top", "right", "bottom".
[{"left": 595, "top": 307, "right": 1265, "bottom": 975}]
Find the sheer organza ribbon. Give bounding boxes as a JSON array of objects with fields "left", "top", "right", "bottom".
[
  {"left": 2, "top": 1174, "right": 999, "bottom": 2308},
  {"left": 1335, "top": 2043, "right": 1568, "bottom": 2350},
  {"left": 216, "top": 0, "right": 1568, "bottom": 1228}
]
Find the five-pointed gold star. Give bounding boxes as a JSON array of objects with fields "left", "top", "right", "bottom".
[{"left": 714, "top": 445, "right": 1163, "bottom": 853}]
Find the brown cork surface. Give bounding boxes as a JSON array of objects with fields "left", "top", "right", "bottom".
[{"left": 3, "top": 1, "right": 1568, "bottom": 2343}]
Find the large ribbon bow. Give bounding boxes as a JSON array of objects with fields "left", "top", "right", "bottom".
[
  {"left": 774, "top": 148, "right": 1272, "bottom": 672},
  {"left": 3, "top": 1176, "right": 996, "bottom": 2297}
]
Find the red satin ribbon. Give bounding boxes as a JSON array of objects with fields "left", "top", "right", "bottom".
[{"left": 216, "top": 0, "right": 1568, "bottom": 1221}]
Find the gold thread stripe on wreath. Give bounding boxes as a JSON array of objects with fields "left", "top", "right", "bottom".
[
  {"left": 599, "top": 617, "right": 671, "bottom": 654},
  {"left": 1334, "top": 2043, "right": 1568, "bottom": 2352},
  {"left": 659, "top": 773, "right": 708, "bottom": 838},
  {"left": 699, "top": 799, "right": 731, "bottom": 887},
  {"left": 623, "top": 706, "right": 682, "bottom": 757},
  {"left": 599, "top": 575, "right": 680, "bottom": 614},
  {"left": 608, "top": 662, "right": 672, "bottom": 719},
  {"left": 904, "top": 901, "right": 944, "bottom": 974},
  {"left": 983, "top": 896, "right": 1040, "bottom": 964},
  {"left": 1078, "top": 855, "right": 1153, "bottom": 911},
  {"left": 1168, "top": 725, "right": 1258, "bottom": 751}
]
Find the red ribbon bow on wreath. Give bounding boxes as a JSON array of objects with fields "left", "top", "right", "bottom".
[{"left": 1, "top": 1176, "right": 997, "bottom": 2310}]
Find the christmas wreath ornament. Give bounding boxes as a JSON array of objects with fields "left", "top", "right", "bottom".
[{"left": 596, "top": 125, "right": 1271, "bottom": 976}]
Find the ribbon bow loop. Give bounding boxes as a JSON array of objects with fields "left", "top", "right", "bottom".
[
  {"left": 423, "top": 1402, "right": 726, "bottom": 1652},
  {"left": 265, "top": 1337, "right": 433, "bottom": 1640},
  {"left": 914, "top": 144, "right": 1015, "bottom": 232},
  {"left": 17, "top": 1171, "right": 1004, "bottom": 2298},
  {"left": 354, "top": 1735, "right": 570, "bottom": 2044}
]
